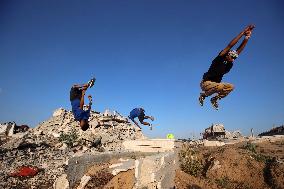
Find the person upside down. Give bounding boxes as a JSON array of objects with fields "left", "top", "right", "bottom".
[
  {"left": 199, "top": 24, "right": 255, "bottom": 110},
  {"left": 70, "top": 78, "right": 95, "bottom": 131}
]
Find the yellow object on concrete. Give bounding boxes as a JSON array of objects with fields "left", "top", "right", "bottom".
[{"left": 166, "top": 134, "right": 174, "bottom": 139}]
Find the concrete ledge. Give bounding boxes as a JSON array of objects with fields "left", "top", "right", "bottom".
[
  {"left": 123, "top": 139, "right": 182, "bottom": 153},
  {"left": 203, "top": 140, "right": 225, "bottom": 147}
]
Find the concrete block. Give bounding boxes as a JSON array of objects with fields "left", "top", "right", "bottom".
[
  {"left": 109, "top": 159, "right": 135, "bottom": 175},
  {"left": 203, "top": 140, "right": 225, "bottom": 147},
  {"left": 77, "top": 175, "right": 91, "bottom": 189},
  {"left": 123, "top": 139, "right": 182, "bottom": 153},
  {"left": 134, "top": 151, "right": 178, "bottom": 189},
  {"left": 53, "top": 174, "right": 69, "bottom": 189}
]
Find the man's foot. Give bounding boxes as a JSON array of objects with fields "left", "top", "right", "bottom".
[
  {"left": 149, "top": 116, "right": 155, "bottom": 121},
  {"left": 210, "top": 96, "right": 220, "bottom": 110},
  {"left": 199, "top": 93, "right": 206, "bottom": 106},
  {"left": 88, "top": 77, "right": 96, "bottom": 88},
  {"left": 149, "top": 124, "right": 153, "bottom": 130}
]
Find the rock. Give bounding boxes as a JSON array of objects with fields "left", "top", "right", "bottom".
[
  {"left": 0, "top": 122, "right": 15, "bottom": 136},
  {"left": 14, "top": 125, "right": 29, "bottom": 133},
  {"left": 77, "top": 175, "right": 91, "bottom": 189},
  {"left": 210, "top": 160, "right": 221, "bottom": 171},
  {"left": 53, "top": 174, "right": 69, "bottom": 189},
  {"left": 53, "top": 108, "right": 66, "bottom": 117},
  {"left": 203, "top": 140, "right": 225, "bottom": 147}
]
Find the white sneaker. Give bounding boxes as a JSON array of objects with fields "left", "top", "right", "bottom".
[{"left": 88, "top": 77, "right": 96, "bottom": 88}]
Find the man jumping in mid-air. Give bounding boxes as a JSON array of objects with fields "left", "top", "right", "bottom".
[
  {"left": 70, "top": 77, "right": 95, "bottom": 131},
  {"left": 128, "top": 108, "right": 154, "bottom": 130},
  {"left": 199, "top": 24, "right": 255, "bottom": 110}
]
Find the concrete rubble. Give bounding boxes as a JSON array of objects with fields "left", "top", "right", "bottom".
[
  {"left": 0, "top": 106, "right": 180, "bottom": 188},
  {"left": 3, "top": 107, "right": 279, "bottom": 188},
  {"left": 0, "top": 108, "right": 144, "bottom": 188},
  {"left": 259, "top": 124, "right": 284, "bottom": 136}
]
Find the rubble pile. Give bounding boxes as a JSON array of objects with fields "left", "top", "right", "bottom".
[
  {"left": 33, "top": 108, "right": 144, "bottom": 151},
  {"left": 224, "top": 130, "right": 243, "bottom": 139},
  {"left": 259, "top": 125, "right": 284, "bottom": 136},
  {"left": 202, "top": 124, "right": 243, "bottom": 140},
  {"left": 0, "top": 122, "right": 29, "bottom": 137},
  {"left": 0, "top": 108, "right": 144, "bottom": 188}
]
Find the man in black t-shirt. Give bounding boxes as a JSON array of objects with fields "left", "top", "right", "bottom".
[{"left": 199, "top": 25, "right": 255, "bottom": 110}]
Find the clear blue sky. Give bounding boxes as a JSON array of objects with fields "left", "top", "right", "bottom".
[{"left": 1, "top": 0, "right": 283, "bottom": 139}]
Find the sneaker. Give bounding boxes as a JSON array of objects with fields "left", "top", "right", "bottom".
[
  {"left": 88, "top": 77, "right": 96, "bottom": 88},
  {"left": 199, "top": 94, "right": 206, "bottom": 106},
  {"left": 149, "top": 124, "right": 153, "bottom": 130},
  {"left": 210, "top": 96, "right": 219, "bottom": 110}
]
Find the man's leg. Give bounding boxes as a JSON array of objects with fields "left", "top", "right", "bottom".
[
  {"left": 199, "top": 80, "right": 219, "bottom": 106},
  {"left": 139, "top": 116, "right": 152, "bottom": 130},
  {"left": 73, "top": 83, "right": 89, "bottom": 91},
  {"left": 210, "top": 82, "right": 234, "bottom": 110},
  {"left": 144, "top": 115, "right": 154, "bottom": 121},
  {"left": 217, "top": 82, "right": 234, "bottom": 98}
]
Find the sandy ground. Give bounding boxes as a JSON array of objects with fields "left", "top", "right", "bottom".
[{"left": 175, "top": 138, "right": 284, "bottom": 189}]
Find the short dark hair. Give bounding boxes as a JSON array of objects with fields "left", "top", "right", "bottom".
[{"left": 80, "top": 120, "right": 89, "bottom": 131}]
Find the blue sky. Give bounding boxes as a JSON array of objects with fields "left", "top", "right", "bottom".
[{"left": 0, "top": 0, "right": 283, "bottom": 139}]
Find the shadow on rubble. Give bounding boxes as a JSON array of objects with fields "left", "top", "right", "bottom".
[
  {"left": 16, "top": 141, "right": 51, "bottom": 151},
  {"left": 186, "top": 184, "right": 202, "bottom": 189}
]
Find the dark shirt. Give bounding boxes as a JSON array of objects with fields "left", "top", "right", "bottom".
[
  {"left": 202, "top": 54, "right": 234, "bottom": 83},
  {"left": 129, "top": 108, "right": 145, "bottom": 121}
]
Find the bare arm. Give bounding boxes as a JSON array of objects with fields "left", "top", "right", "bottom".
[
  {"left": 236, "top": 29, "right": 254, "bottom": 55},
  {"left": 219, "top": 25, "right": 254, "bottom": 56},
  {"left": 236, "top": 36, "right": 249, "bottom": 55}
]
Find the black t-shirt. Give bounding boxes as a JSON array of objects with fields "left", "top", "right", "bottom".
[{"left": 202, "top": 54, "right": 234, "bottom": 83}]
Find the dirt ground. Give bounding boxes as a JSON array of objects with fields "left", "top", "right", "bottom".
[
  {"left": 175, "top": 138, "right": 284, "bottom": 189},
  {"left": 77, "top": 160, "right": 135, "bottom": 189}
]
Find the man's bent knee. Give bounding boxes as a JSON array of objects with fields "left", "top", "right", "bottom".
[{"left": 224, "top": 83, "right": 234, "bottom": 91}]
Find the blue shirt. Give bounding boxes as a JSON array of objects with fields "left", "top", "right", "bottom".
[
  {"left": 129, "top": 108, "right": 144, "bottom": 121},
  {"left": 71, "top": 99, "right": 90, "bottom": 121}
]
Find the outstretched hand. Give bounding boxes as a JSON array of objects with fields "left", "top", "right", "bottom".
[
  {"left": 245, "top": 30, "right": 252, "bottom": 37},
  {"left": 244, "top": 24, "right": 255, "bottom": 33}
]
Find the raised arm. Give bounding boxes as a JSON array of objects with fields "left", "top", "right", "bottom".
[
  {"left": 219, "top": 25, "right": 254, "bottom": 56},
  {"left": 236, "top": 27, "right": 255, "bottom": 55}
]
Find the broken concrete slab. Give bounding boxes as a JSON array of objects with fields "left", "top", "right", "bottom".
[
  {"left": 134, "top": 151, "right": 178, "bottom": 189},
  {"left": 123, "top": 139, "right": 182, "bottom": 153},
  {"left": 53, "top": 174, "right": 69, "bottom": 189},
  {"left": 109, "top": 158, "right": 135, "bottom": 175},
  {"left": 203, "top": 140, "right": 225, "bottom": 147},
  {"left": 77, "top": 175, "right": 91, "bottom": 189}
]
